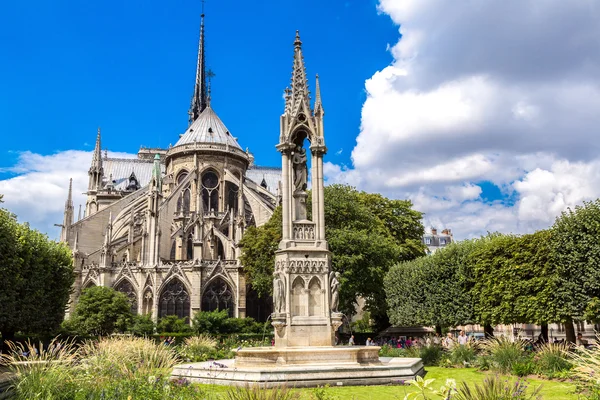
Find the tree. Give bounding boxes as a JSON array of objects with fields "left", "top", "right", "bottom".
[
  {"left": 386, "top": 239, "right": 477, "bottom": 333},
  {"left": 239, "top": 206, "right": 282, "bottom": 298},
  {"left": 129, "top": 314, "right": 155, "bottom": 336},
  {"left": 68, "top": 286, "right": 132, "bottom": 336},
  {"left": 240, "top": 185, "right": 425, "bottom": 331},
  {"left": 156, "top": 315, "right": 193, "bottom": 333},
  {"left": 0, "top": 208, "right": 74, "bottom": 349},
  {"left": 551, "top": 200, "right": 600, "bottom": 343}
]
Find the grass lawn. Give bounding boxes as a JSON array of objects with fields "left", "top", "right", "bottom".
[
  {"left": 200, "top": 367, "right": 580, "bottom": 399},
  {"left": 292, "top": 367, "right": 580, "bottom": 399}
]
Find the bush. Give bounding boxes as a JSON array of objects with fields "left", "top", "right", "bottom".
[
  {"left": 512, "top": 359, "right": 536, "bottom": 377},
  {"left": 534, "top": 341, "right": 572, "bottom": 378},
  {"left": 419, "top": 345, "right": 443, "bottom": 366},
  {"left": 178, "top": 334, "right": 229, "bottom": 362},
  {"left": 157, "top": 315, "right": 193, "bottom": 333},
  {"left": 379, "top": 344, "right": 407, "bottom": 357},
  {"left": 453, "top": 376, "right": 542, "bottom": 400},
  {"left": 481, "top": 336, "right": 526, "bottom": 374},
  {"left": 129, "top": 313, "right": 155, "bottom": 336},
  {"left": 192, "top": 310, "right": 265, "bottom": 334},
  {"left": 448, "top": 344, "right": 478, "bottom": 367}
]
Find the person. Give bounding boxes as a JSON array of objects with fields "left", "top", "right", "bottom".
[
  {"left": 443, "top": 333, "right": 455, "bottom": 349},
  {"left": 457, "top": 330, "right": 468, "bottom": 346},
  {"left": 271, "top": 338, "right": 275, "bottom": 346},
  {"left": 433, "top": 333, "right": 441, "bottom": 346},
  {"left": 577, "top": 332, "right": 589, "bottom": 347},
  {"left": 366, "top": 338, "right": 373, "bottom": 346},
  {"left": 406, "top": 337, "right": 413, "bottom": 348},
  {"left": 425, "top": 336, "right": 432, "bottom": 347},
  {"left": 349, "top": 335, "right": 355, "bottom": 346}
]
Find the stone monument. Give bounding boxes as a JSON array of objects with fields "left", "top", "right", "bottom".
[{"left": 172, "top": 31, "right": 423, "bottom": 387}]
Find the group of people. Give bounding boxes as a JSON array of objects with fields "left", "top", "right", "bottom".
[
  {"left": 342, "top": 330, "right": 475, "bottom": 348},
  {"left": 161, "top": 336, "right": 176, "bottom": 346}
]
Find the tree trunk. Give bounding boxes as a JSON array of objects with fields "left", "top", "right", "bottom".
[
  {"left": 484, "top": 324, "right": 494, "bottom": 338},
  {"left": 540, "top": 323, "right": 549, "bottom": 343},
  {"left": 564, "top": 319, "right": 576, "bottom": 344},
  {"left": 1, "top": 331, "right": 15, "bottom": 353},
  {"left": 435, "top": 325, "right": 442, "bottom": 335}
]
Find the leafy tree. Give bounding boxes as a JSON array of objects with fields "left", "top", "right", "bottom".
[
  {"left": 191, "top": 310, "right": 263, "bottom": 334},
  {"left": 386, "top": 239, "right": 477, "bottom": 332},
  {"left": 551, "top": 200, "right": 600, "bottom": 343},
  {"left": 239, "top": 206, "right": 282, "bottom": 298},
  {"left": 129, "top": 314, "right": 155, "bottom": 336},
  {"left": 69, "top": 286, "right": 132, "bottom": 335},
  {"left": 0, "top": 208, "right": 73, "bottom": 349},
  {"left": 156, "top": 315, "right": 193, "bottom": 333}
]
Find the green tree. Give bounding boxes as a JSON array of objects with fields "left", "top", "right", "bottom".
[
  {"left": 386, "top": 239, "right": 477, "bottom": 333},
  {"left": 239, "top": 206, "right": 282, "bottom": 298},
  {"left": 69, "top": 286, "right": 132, "bottom": 335},
  {"left": 129, "top": 314, "right": 155, "bottom": 336},
  {"left": 0, "top": 208, "right": 74, "bottom": 349},
  {"left": 156, "top": 315, "right": 193, "bottom": 333},
  {"left": 551, "top": 200, "right": 600, "bottom": 343}
]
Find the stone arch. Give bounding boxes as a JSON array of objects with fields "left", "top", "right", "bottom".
[
  {"left": 82, "top": 281, "right": 96, "bottom": 291},
  {"left": 201, "top": 276, "right": 234, "bottom": 316},
  {"left": 158, "top": 278, "right": 190, "bottom": 320},
  {"left": 201, "top": 169, "right": 220, "bottom": 214},
  {"left": 308, "top": 276, "right": 322, "bottom": 317},
  {"left": 176, "top": 169, "right": 189, "bottom": 185},
  {"left": 291, "top": 276, "right": 306, "bottom": 317},
  {"left": 114, "top": 278, "right": 138, "bottom": 315}
]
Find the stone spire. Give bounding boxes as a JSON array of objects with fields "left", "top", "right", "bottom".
[
  {"left": 151, "top": 153, "right": 162, "bottom": 193},
  {"left": 60, "top": 178, "right": 74, "bottom": 242},
  {"left": 188, "top": 11, "right": 207, "bottom": 125},
  {"left": 314, "top": 74, "right": 324, "bottom": 116},
  {"left": 288, "top": 31, "right": 311, "bottom": 117},
  {"left": 88, "top": 128, "right": 103, "bottom": 191}
]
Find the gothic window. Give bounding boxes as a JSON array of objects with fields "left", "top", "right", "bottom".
[
  {"left": 201, "top": 171, "right": 219, "bottom": 213},
  {"left": 201, "top": 278, "right": 234, "bottom": 316},
  {"left": 176, "top": 170, "right": 189, "bottom": 185},
  {"left": 308, "top": 277, "right": 322, "bottom": 317},
  {"left": 226, "top": 182, "right": 238, "bottom": 213},
  {"left": 114, "top": 280, "right": 138, "bottom": 315},
  {"left": 177, "top": 187, "right": 191, "bottom": 215},
  {"left": 186, "top": 234, "right": 194, "bottom": 260},
  {"left": 158, "top": 279, "right": 190, "bottom": 320}
]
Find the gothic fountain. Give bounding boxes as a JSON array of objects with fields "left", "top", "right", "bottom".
[{"left": 171, "top": 31, "right": 423, "bottom": 388}]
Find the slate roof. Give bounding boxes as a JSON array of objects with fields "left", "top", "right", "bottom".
[
  {"left": 175, "top": 105, "right": 242, "bottom": 149},
  {"left": 246, "top": 166, "right": 281, "bottom": 195},
  {"left": 103, "top": 158, "right": 165, "bottom": 191}
]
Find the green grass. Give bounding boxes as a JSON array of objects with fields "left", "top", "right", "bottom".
[{"left": 199, "top": 367, "right": 579, "bottom": 400}]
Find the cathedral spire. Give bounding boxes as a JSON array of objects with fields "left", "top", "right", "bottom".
[
  {"left": 60, "top": 178, "right": 74, "bottom": 242},
  {"left": 288, "top": 30, "right": 311, "bottom": 116},
  {"left": 90, "top": 128, "right": 102, "bottom": 173},
  {"left": 188, "top": 10, "right": 207, "bottom": 125}
]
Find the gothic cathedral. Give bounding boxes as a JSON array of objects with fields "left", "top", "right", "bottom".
[{"left": 60, "top": 15, "right": 324, "bottom": 324}]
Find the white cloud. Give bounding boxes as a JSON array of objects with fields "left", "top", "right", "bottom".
[
  {"left": 325, "top": 0, "right": 600, "bottom": 239},
  {"left": 0, "top": 150, "right": 136, "bottom": 238}
]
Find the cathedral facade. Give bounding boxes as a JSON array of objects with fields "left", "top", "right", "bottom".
[{"left": 59, "top": 14, "right": 296, "bottom": 322}]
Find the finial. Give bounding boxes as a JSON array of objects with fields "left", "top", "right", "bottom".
[{"left": 294, "top": 30, "right": 302, "bottom": 48}]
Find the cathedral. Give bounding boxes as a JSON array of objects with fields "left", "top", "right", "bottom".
[{"left": 59, "top": 15, "right": 324, "bottom": 323}]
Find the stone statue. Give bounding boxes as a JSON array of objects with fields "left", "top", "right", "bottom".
[
  {"left": 292, "top": 145, "right": 308, "bottom": 192},
  {"left": 274, "top": 275, "right": 286, "bottom": 314},
  {"left": 330, "top": 271, "right": 340, "bottom": 312}
]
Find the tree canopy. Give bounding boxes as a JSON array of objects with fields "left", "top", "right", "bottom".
[
  {"left": 0, "top": 207, "right": 73, "bottom": 346},
  {"left": 67, "top": 286, "right": 132, "bottom": 336},
  {"left": 240, "top": 184, "right": 425, "bottom": 330}
]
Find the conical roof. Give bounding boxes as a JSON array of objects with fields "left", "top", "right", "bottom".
[{"left": 175, "top": 105, "right": 242, "bottom": 149}]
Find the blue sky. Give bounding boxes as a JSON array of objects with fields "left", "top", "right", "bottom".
[
  {"left": 0, "top": 0, "right": 397, "bottom": 172},
  {"left": 2, "top": 0, "right": 600, "bottom": 241}
]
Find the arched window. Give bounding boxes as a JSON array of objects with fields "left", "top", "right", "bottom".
[
  {"left": 201, "top": 278, "right": 234, "bottom": 316},
  {"left": 186, "top": 234, "right": 194, "bottom": 260},
  {"left": 114, "top": 280, "right": 138, "bottom": 315},
  {"left": 176, "top": 170, "right": 189, "bottom": 185},
  {"left": 159, "top": 279, "right": 190, "bottom": 320},
  {"left": 176, "top": 187, "right": 191, "bottom": 215},
  {"left": 308, "top": 277, "right": 322, "bottom": 317},
  {"left": 292, "top": 277, "right": 305, "bottom": 317},
  {"left": 201, "top": 171, "right": 219, "bottom": 213},
  {"left": 226, "top": 182, "right": 238, "bottom": 212}
]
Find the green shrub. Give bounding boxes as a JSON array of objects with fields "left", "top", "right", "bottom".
[
  {"left": 453, "top": 376, "right": 542, "bottom": 400},
  {"left": 481, "top": 337, "right": 526, "bottom": 374},
  {"left": 192, "top": 310, "right": 265, "bottom": 334},
  {"left": 449, "top": 344, "right": 477, "bottom": 366},
  {"left": 534, "top": 341, "right": 572, "bottom": 378},
  {"left": 419, "top": 345, "right": 443, "bottom": 366},
  {"left": 379, "top": 344, "right": 407, "bottom": 357},
  {"left": 129, "top": 313, "right": 155, "bottom": 336},
  {"left": 512, "top": 360, "right": 536, "bottom": 377},
  {"left": 474, "top": 355, "right": 493, "bottom": 371},
  {"left": 156, "top": 315, "right": 193, "bottom": 333}
]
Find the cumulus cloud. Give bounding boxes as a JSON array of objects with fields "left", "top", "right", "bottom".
[
  {"left": 0, "top": 150, "right": 136, "bottom": 238},
  {"left": 326, "top": 0, "right": 600, "bottom": 238}
]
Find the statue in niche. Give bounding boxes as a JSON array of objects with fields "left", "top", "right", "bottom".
[
  {"left": 292, "top": 145, "right": 308, "bottom": 192},
  {"left": 330, "top": 271, "right": 340, "bottom": 312},
  {"left": 273, "top": 275, "right": 286, "bottom": 314}
]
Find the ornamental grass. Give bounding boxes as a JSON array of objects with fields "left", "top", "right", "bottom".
[
  {"left": 480, "top": 336, "right": 528, "bottom": 374},
  {"left": 224, "top": 384, "right": 300, "bottom": 400},
  {"left": 533, "top": 341, "right": 572, "bottom": 378},
  {"left": 453, "top": 375, "right": 542, "bottom": 400}
]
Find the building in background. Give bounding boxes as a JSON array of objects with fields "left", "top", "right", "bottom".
[{"left": 422, "top": 228, "right": 453, "bottom": 254}]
